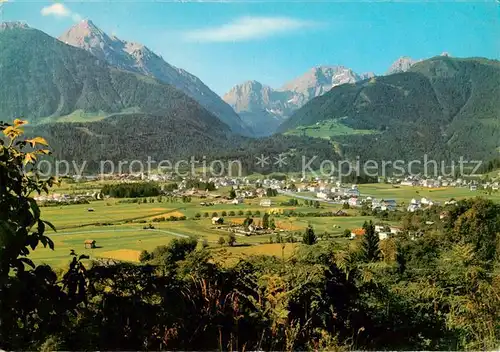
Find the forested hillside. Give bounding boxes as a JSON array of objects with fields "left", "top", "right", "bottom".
[
  {"left": 28, "top": 119, "right": 338, "bottom": 174},
  {"left": 279, "top": 57, "right": 500, "bottom": 161},
  {"left": 0, "top": 24, "right": 230, "bottom": 137},
  {"left": 1, "top": 123, "right": 499, "bottom": 350}
]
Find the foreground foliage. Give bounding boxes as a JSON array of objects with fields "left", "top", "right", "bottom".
[{"left": 1, "top": 122, "right": 499, "bottom": 350}]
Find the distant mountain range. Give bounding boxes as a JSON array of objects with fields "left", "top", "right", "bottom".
[
  {"left": 1, "top": 20, "right": 497, "bottom": 169},
  {"left": 58, "top": 20, "right": 250, "bottom": 135},
  {"left": 279, "top": 56, "right": 500, "bottom": 161},
  {"left": 223, "top": 66, "right": 374, "bottom": 136}
]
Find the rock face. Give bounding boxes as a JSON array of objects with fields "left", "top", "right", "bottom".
[
  {"left": 386, "top": 56, "right": 421, "bottom": 74},
  {"left": 223, "top": 66, "right": 374, "bottom": 136},
  {"left": 59, "top": 20, "right": 250, "bottom": 135},
  {"left": 0, "top": 21, "right": 30, "bottom": 31}
]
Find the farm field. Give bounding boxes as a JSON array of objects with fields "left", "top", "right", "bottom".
[
  {"left": 357, "top": 183, "right": 500, "bottom": 203},
  {"left": 31, "top": 180, "right": 499, "bottom": 268},
  {"left": 33, "top": 191, "right": 374, "bottom": 267},
  {"left": 35, "top": 202, "right": 372, "bottom": 268}
]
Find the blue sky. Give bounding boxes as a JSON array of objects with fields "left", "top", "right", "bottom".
[{"left": 2, "top": 1, "right": 499, "bottom": 95}]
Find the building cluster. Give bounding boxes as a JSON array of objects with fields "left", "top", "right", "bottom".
[
  {"left": 350, "top": 224, "right": 402, "bottom": 241},
  {"left": 34, "top": 192, "right": 100, "bottom": 205},
  {"left": 396, "top": 176, "right": 498, "bottom": 190}
]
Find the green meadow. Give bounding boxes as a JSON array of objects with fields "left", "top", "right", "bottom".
[
  {"left": 284, "top": 118, "right": 377, "bottom": 139},
  {"left": 31, "top": 181, "right": 499, "bottom": 268}
]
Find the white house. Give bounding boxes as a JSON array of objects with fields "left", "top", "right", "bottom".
[
  {"left": 316, "top": 191, "right": 329, "bottom": 200},
  {"left": 348, "top": 197, "right": 361, "bottom": 207},
  {"left": 260, "top": 199, "right": 272, "bottom": 207},
  {"left": 389, "top": 227, "right": 402, "bottom": 235},
  {"left": 421, "top": 197, "right": 430, "bottom": 205},
  {"left": 378, "top": 232, "right": 390, "bottom": 240},
  {"left": 407, "top": 204, "right": 419, "bottom": 212}
]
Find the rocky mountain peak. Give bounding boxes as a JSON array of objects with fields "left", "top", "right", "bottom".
[
  {"left": 58, "top": 19, "right": 250, "bottom": 135},
  {"left": 0, "top": 21, "right": 30, "bottom": 31},
  {"left": 387, "top": 56, "right": 421, "bottom": 74}
]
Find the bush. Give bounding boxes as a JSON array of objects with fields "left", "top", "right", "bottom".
[
  {"left": 139, "top": 250, "right": 151, "bottom": 262},
  {"left": 217, "top": 236, "right": 225, "bottom": 246}
]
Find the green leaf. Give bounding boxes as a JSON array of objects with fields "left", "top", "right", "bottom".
[
  {"left": 43, "top": 220, "right": 57, "bottom": 233},
  {"left": 18, "top": 257, "right": 35, "bottom": 269},
  {"left": 28, "top": 198, "right": 41, "bottom": 221},
  {"left": 47, "top": 237, "right": 55, "bottom": 250}
]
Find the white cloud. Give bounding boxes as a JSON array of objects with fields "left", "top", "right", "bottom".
[
  {"left": 41, "top": 3, "right": 70, "bottom": 17},
  {"left": 41, "top": 3, "right": 82, "bottom": 22},
  {"left": 184, "top": 16, "right": 321, "bottom": 43}
]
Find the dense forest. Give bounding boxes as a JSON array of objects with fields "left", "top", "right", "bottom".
[
  {"left": 1, "top": 121, "right": 500, "bottom": 351},
  {"left": 26, "top": 121, "right": 339, "bottom": 175},
  {"left": 280, "top": 57, "right": 500, "bottom": 162},
  {"left": 101, "top": 182, "right": 161, "bottom": 198}
]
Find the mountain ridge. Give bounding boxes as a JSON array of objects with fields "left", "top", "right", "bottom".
[
  {"left": 59, "top": 19, "right": 251, "bottom": 135},
  {"left": 0, "top": 23, "right": 233, "bottom": 150},
  {"left": 223, "top": 65, "right": 374, "bottom": 136},
  {"left": 279, "top": 56, "right": 500, "bottom": 162}
]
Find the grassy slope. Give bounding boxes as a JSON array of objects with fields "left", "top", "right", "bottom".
[{"left": 284, "top": 118, "right": 378, "bottom": 139}]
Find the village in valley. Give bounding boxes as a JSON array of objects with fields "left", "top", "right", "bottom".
[{"left": 27, "top": 168, "right": 500, "bottom": 267}]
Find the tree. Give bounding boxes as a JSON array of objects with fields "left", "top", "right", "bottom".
[
  {"left": 227, "top": 233, "right": 236, "bottom": 247},
  {"left": 229, "top": 187, "right": 236, "bottom": 199},
  {"left": 153, "top": 237, "right": 198, "bottom": 265},
  {"left": 243, "top": 217, "right": 254, "bottom": 229},
  {"left": 343, "top": 229, "right": 352, "bottom": 238},
  {"left": 221, "top": 211, "right": 227, "bottom": 217},
  {"left": 302, "top": 225, "right": 317, "bottom": 245},
  {"left": 262, "top": 213, "right": 270, "bottom": 229},
  {"left": 139, "top": 250, "right": 151, "bottom": 262},
  {"left": 203, "top": 212, "right": 209, "bottom": 218},
  {"left": 217, "top": 236, "right": 225, "bottom": 246},
  {"left": 194, "top": 213, "right": 201, "bottom": 219},
  {"left": 314, "top": 201, "right": 320, "bottom": 209},
  {"left": 270, "top": 218, "right": 276, "bottom": 230},
  {"left": 266, "top": 188, "right": 278, "bottom": 197},
  {"left": 362, "top": 220, "right": 380, "bottom": 262},
  {"left": 229, "top": 211, "right": 236, "bottom": 216},
  {"left": 0, "top": 120, "right": 56, "bottom": 279},
  {"left": 211, "top": 212, "right": 218, "bottom": 218}
]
